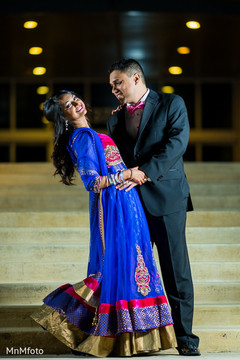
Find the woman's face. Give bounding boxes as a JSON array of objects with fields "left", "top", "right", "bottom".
[{"left": 60, "top": 93, "right": 87, "bottom": 123}]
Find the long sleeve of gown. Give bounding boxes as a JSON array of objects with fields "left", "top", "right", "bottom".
[{"left": 69, "top": 131, "right": 103, "bottom": 193}]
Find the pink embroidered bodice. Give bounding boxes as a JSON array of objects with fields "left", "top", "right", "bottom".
[{"left": 97, "top": 133, "right": 124, "bottom": 168}]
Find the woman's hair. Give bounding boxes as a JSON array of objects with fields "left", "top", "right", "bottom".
[{"left": 43, "top": 90, "right": 82, "bottom": 185}]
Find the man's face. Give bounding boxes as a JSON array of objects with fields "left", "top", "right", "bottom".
[{"left": 109, "top": 70, "right": 136, "bottom": 104}]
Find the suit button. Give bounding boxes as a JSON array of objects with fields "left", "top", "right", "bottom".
[
  {"left": 136, "top": 153, "right": 140, "bottom": 159},
  {"left": 157, "top": 175, "right": 163, "bottom": 181}
]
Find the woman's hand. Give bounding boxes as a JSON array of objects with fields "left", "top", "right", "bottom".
[
  {"left": 111, "top": 104, "right": 123, "bottom": 114},
  {"left": 116, "top": 180, "right": 138, "bottom": 192},
  {"left": 116, "top": 167, "right": 148, "bottom": 191}
]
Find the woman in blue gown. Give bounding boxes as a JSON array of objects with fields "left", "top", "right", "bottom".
[{"left": 31, "top": 90, "right": 177, "bottom": 357}]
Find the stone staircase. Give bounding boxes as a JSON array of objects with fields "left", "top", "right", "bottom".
[{"left": 0, "top": 162, "right": 239, "bottom": 355}]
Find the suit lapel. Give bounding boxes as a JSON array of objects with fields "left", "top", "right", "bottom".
[{"left": 135, "top": 90, "right": 159, "bottom": 152}]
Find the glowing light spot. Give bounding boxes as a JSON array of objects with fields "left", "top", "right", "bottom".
[
  {"left": 177, "top": 46, "right": 190, "bottom": 55},
  {"left": 24, "top": 21, "right": 38, "bottom": 29},
  {"left": 161, "top": 86, "right": 175, "bottom": 94},
  {"left": 168, "top": 66, "right": 183, "bottom": 75},
  {"left": 36, "top": 86, "right": 49, "bottom": 95},
  {"left": 33, "top": 67, "right": 46, "bottom": 76},
  {"left": 29, "top": 47, "right": 43, "bottom": 55},
  {"left": 186, "top": 21, "right": 201, "bottom": 29}
]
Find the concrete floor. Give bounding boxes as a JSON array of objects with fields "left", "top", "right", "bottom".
[{"left": 1, "top": 353, "right": 240, "bottom": 359}]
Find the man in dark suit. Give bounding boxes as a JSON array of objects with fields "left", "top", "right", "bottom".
[{"left": 107, "top": 59, "right": 200, "bottom": 356}]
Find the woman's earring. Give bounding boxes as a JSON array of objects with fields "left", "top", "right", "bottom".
[{"left": 65, "top": 120, "right": 69, "bottom": 131}]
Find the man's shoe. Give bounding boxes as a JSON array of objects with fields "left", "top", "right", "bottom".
[{"left": 177, "top": 344, "right": 201, "bottom": 356}]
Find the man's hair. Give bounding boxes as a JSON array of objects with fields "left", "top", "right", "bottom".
[{"left": 109, "top": 58, "right": 146, "bottom": 85}]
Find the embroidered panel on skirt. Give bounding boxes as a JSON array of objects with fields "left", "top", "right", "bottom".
[{"left": 135, "top": 245, "right": 151, "bottom": 296}]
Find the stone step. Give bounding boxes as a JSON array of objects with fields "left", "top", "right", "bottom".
[
  {"left": 1, "top": 282, "right": 238, "bottom": 306},
  {"left": 0, "top": 306, "right": 37, "bottom": 328},
  {"left": 186, "top": 227, "right": 240, "bottom": 244},
  {"left": 190, "top": 195, "right": 240, "bottom": 210},
  {"left": 1, "top": 162, "right": 240, "bottom": 181},
  {"left": 0, "top": 244, "right": 90, "bottom": 262},
  {"left": 185, "top": 162, "right": 240, "bottom": 183},
  {"left": 0, "top": 195, "right": 89, "bottom": 211},
  {"left": 0, "top": 183, "right": 240, "bottom": 197},
  {"left": 187, "top": 211, "right": 240, "bottom": 227},
  {"left": 0, "top": 226, "right": 239, "bottom": 244},
  {"left": 0, "top": 211, "right": 90, "bottom": 227},
  {"left": 0, "top": 227, "right": 90, "bottom": 244},
  {"left": 0, "top": 184, "right": 84, "bottom": 196},
  {"left": 194, "top": 282, "right": 240, "bottom": 304},
  {"left": 0, "top": 174, "right": 62, "bottom": 186},
  {"left": 188, "top": 244, "right": 240, "bottom": 262},
  {"left": 0, "top": 327, "right": 239, "bottom": 354},
  {"left": 0, "top": 328, "right": 69, "bottom": 356},
  {"left": 0, "top": 194, "right": 239, "bottom": 211},
  {"left": 0, "top": 163, "right": 53, "bottom": 174},
  {"left": 1, "top": 244, "right": 239, "bottom": 263},
  {"left": 0, "top": 261, "right": 239, "bottom": 283},
  {"left": 194, "top": 328, "right": 240, "bottom": 352},
  {"left": 1, "top": 303, "right": 239, "bottom": 329},
  {"left": 190, "top": 183, "right": 240, "bottom": 196},
  {"left": 193, "top": 304, "right": 240, "bottom": 327},
  {"left": 0, "top": 210, "right": 240, "bottom": 227}
]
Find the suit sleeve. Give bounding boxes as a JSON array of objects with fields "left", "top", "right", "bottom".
[{"left": 139, "top": 95, "right": 190, "bottom": 183}]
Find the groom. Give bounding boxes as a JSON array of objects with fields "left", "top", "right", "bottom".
[{"left": 107, "top": 58, "right": 200, "bottom": 356}]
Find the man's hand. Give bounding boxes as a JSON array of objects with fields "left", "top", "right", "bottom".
[{"left": 131, "top": 167, "right": 147, "bottom": 185}]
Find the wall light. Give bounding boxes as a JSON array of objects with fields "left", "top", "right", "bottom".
[
  {"left": 177, "top": 47, "right": 190, "bottom": 55},
  {"left": 186, "top": 21, "right": 201, "bottom": 29},
  {"left": 33, "top": 67, "right": 46, "bottom": 75},
  {"left": 29, "top": 47, "right": 43, "bottom": 55},
  {"left": 161, "top": 86, "right": 175, "bottom": 94},
  {"left": 168, "top": 66, "right": 183, "bottom": 75},
  {"left": 24, "top": 21, "right": 38, "bottom": 29},
  {"left": 36, "top": 86, "right": 49, "bottom": 95}
]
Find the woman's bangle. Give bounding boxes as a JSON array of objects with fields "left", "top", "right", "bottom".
[
  {"left": 119, "top": 170, "right": 124, "bottom": 182},
  {"left": 129, "top": 168, "right": 134, "bottom": 181}
]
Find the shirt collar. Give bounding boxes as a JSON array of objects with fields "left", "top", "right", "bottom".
[
  {"left": 140, "top": 88, "right": 150, "bottom": 103},
  {"left": 126, "top": 88, "right": 150, "bottom": 106}
]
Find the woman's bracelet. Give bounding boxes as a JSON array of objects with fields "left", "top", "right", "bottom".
[
  {"left": 119, "top": 170, "right": 124, "bottom": 182},
  {"left": 129, "top": 168, "right": 134, "bottom": 181}
]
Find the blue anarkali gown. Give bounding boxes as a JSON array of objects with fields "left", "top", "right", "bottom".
[{"left": 31, "top": 128, "right": 177, "bottom": 357}]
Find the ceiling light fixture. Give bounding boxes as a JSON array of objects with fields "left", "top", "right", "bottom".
[
  {"left": 168, "top": 66, "right": 183, "bottom": 75},
  {"left": 36, "top": 86, "right": 49, "bottom": 95},
  {"left": 177, "top": 46, "right": 190, "bottom": 55},
  {"left": 29, "top": 47, "right": 43, "bottom": 55},
  {"left": 24, "top": 21, "right": 38, "bottom": 29},
  {"left": 186, "top": 21, "right": 201, "bottom": 29},
  {"left": 33, "top": 67, "right": 46, "bottom": 76},
  {"left": 161, "top": 86, "right": 175, "bottom": 94}
]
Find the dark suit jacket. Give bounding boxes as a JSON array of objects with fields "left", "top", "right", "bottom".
[{"left": 107, "top": 89, "right": 193, "bottom": 216}]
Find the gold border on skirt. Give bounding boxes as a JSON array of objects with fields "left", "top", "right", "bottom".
[{"left": 31, "top": 304, "right": 177, "bottom": 357}]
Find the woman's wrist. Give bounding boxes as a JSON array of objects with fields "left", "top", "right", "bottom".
[{"left": 123, "top": 169, "right": 131, "bottom": 180}]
